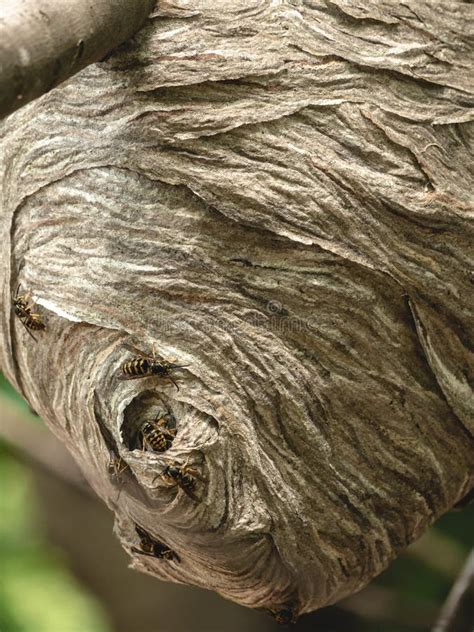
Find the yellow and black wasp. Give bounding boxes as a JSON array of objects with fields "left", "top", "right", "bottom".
[
  {"left": 138, "top": 416, "right": 176, "bottom": 453},
  {"left": 270, "top": 607, "right": 298, "bottom": 625},
  {"left": 132, "top": 524, "right": 179, "bottom": 562},
  {"left": 159, "top": 460, "right": 201, "bottom": 502},
  {"left": 13, "top": 285, "right": 46, "bottom": 341},
  {"left": 119, "top": 345, "right": 189, "bottom": 391}
]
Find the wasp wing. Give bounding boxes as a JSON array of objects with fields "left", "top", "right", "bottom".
[
  {"left": 117, "top": 372, "right": 152, "bottom": 381},
  {"left": 19, "top": 318, "right": 38, "bottom": 342},
  {"left": 181, "top": 485, "right": 200, "bottom": 502}
]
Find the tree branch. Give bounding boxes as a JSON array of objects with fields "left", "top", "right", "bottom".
[
  {"left": 0, "top": 0, "right": 156, "bottom": 119},
  {"left": 0, "top": 392, "right": 88, "bottom": 492},
  {"left": 432, "top": 551, "right": 474, "bottom": 632}
]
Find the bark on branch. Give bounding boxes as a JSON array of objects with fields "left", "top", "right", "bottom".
[
  {"left": 0, "top": 0, "right": 473, "bottom": 621},
  {"left": 0, "top": 0, "right": 156, "bottom": 119}
]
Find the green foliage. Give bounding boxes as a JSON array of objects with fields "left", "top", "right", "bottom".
[{"left": 0, "top": 444, "right": 111, "bottom": 632}]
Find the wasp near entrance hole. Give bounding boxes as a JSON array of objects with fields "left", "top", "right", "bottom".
[
  {"left": 13, "top": 285, "right": 46, "bottom": 341},
  {"left": 159, "top": 460, "right": 201, "bottom": 502},
  {"left": 138, "top": 416, "right": 176, "bottom": 453},
  {"left": 107, "top": 453, "right": 130, "bottom": 504},
  {"left": 119, "top": 345, "right": 189, "bottom": 391},
  {"left": 108, "top": 454, "right": 128, "bottom": 480},
  {"left": 132, "top": 525, "right": 179, "bottom": 562}
]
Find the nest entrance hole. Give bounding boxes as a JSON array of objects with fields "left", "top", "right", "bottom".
[{"left": 121, "top": 390, "right": 176, "bottom": 452}]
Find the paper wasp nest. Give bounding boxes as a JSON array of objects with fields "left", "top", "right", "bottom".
[{"left": 1, "top": 0, "right": 473, "bottom": 618}]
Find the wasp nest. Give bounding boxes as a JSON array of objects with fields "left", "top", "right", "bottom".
[{"left": 0, "top": 0, "right": 473, "bottom": 619}]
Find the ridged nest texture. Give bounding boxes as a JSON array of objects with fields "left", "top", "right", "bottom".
[{"left": 1, "top": 0, "right": 473, "bottom": 618}]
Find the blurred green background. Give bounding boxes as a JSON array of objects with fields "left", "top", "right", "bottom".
[{"left": 0, "top": 372, "right": 472, "bottom": 632}]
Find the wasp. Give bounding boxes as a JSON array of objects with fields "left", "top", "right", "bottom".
[
  {"left": 108, "top": 454, "right": 128, "bottom": 479},
  {"left": 119, "top": 345, "right": 189, "bottom": 391},
  {"left": 132, "top": 525, "right": 179, "bottom": 562},
  {"left": 107, "top": 453, "right": 130, "bottom": 504},
  {"left": 268, "top": 607, "right": 298, "bottom": 625},
  {"left": 13, "top": 285, "right": 46, "bottom": 341},
  {"left": 159, "top": 460, "right": 201, "bottom": 502},
  {"left": 138, "top": 416, "right": 176, "bottom": 453}
]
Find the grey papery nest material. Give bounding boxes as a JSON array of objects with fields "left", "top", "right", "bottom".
[{"left": 1, "top": 0, "right": 473, "bottom": 619}]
